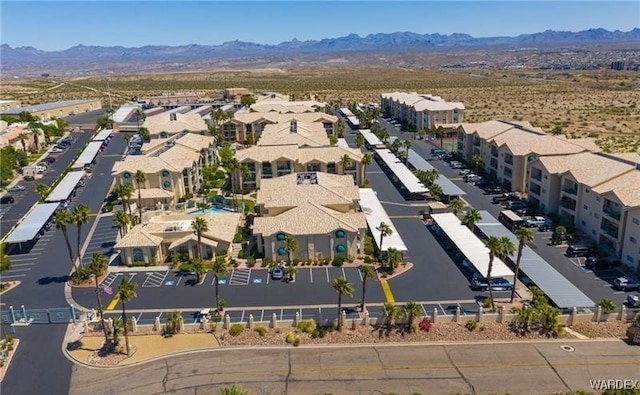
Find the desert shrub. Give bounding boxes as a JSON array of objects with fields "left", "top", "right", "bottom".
[
  {"left": 255, "top": 325, "right": 267, "bottom": 337},
  {"left": 482, "top": 297, "right": 493, "bottom": 308},
  {"left": 465, "top": 319, "right": 477, "bottom": 331},
  {"left": 363, "top": 255, "right": 375, "bottom": 264},
  {"left": 418, "top": 317, "right": 432, "bottom": 332},
  {"left": 285, "top": 332, "right": 294, "bottom": 343},
  {"left": 229, "top": 323, "right": 244, "bottom": 337},
  {"left": 292, "top": 335, "right": 301, "bottom": 347},
  {"left": 296, "top": 319, "right": 317, "bottom": 334},
  {"left": 596, "top": 298, "right": 616, "bottom": 314},
  {"left": 246, "top": 257, "right": 256, "bottom": 267}
]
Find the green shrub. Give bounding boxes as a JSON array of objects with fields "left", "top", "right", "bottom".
[
  {"left": 465, "top": 319, "right": 477, "bottom": 331},
  {"left": 255, "top": 326, "right": 267, "bottom": 337},
  {"left": 129, "top": 260, "right": 151, "bottom": 267},
  {"left": 229, "top": 323, "right": 244, "bottom": 337},
  {"left": 596, "top": 298, "right": 617, "bottom": 314},
  {"left": 292, "top": 335, "right": 301, "bottom": 347},
  {"left": 296, "top": 319, "right": 317, "bottom": 334},
  {"left": 246, "top": 257, "right": 256, "bottom": 267},
  {"left": 332, "top": 255, "right": 347, "bottom": 267},
  {"left": 285, "top": 332, "right": 294, "bottom": 343},
  {"left": 363, "top": 255, "right": 375, "bottom": 264}
]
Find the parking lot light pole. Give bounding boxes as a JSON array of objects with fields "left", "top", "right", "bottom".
[{"left": 91, "top": 274, "right": 110, "bottom": 344}]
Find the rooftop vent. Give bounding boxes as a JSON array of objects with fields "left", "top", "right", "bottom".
[
  {"left": 297, "top": 172, "right": 318, "bottom": 185},
  {"left": 290, "top": 120, "right": 297, "bottom": 133},
  {"left": 170, "top": 113, "right": 177, "bottom": 121}
]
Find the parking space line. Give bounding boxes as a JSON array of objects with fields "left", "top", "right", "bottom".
[
  {"left": 240, "top": 310, "right": 245, "bottom": 323},
  {"left": 420, "top": 304, "right": 428, "bottom": 317},
  {"left": 309, "top": 268, "right": 313, "bottom": 283},
  {"left": 325, "top": 267, "right": 330, "bottom": 283},
  {"left": 438, "top": 303, "right": 447, "bottom": 316},
  {"left": 280, "top": 308, "right": 283, "bottom": 320},
  {"left": 260, "top": 310, "right": 264, "bottom": 322},
  {"left": 341, "top": 267, "right": 346, "bottom": 279},
  {"left": 457, "top": 303, "right": 467, "bottom": 316},
  {"left": 175, "top": 276, "right": 182, "bottom": 286},
  {"left": 137, "top": 312, "right": 143, "bottom": 322},
  {"left": 358, "top": 268, "right": 363, "bottom": 282}
]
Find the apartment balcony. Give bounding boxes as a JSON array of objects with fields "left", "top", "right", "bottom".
[
  {"left": 531, "top": 173, "right": 542, "bottom": 182},
  {"left": 491, "top": 149, "right": 498, "bottom": 158},
  {"left": 490, "top": 158, "right": 498, "bottom": 169},
  {"left": 600, "top": 225, "right": 619, "bottom": 239},
  {"left": 504, "top": 157, "right": 513, "bottom": 166},
  {"left": 559, "top": 199, "right": 576, "bottom": 211},
  {"left": 473, "top": 140, "right": 481, "bottom": 147},
  {"left": 562, "top": 188, "right": 577, "bottom": 195},
  {"left": 602, "top": 206, "right": 621, "bottom": 221}
]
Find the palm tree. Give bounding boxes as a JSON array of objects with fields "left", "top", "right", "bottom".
[
  {"left": 72, "top": 204, "right": 91, "bottom": 264},
  {"left": 483, "top": 236, "right": 515, "bottom": 310},
  {"left": 336, "top": 119, "right": 346, "bottom": 137},
  {"left": 381, "top": 302, "right": 401, "bottom": 331},
  {"left": 284, "top": 236, "right": 298, "bottom": 266},
  {"left": 359, "top": 264, "right": 376, "bottom": 312},
  {"left": 428, "top": 183, "right": 443, "bottom": 202},
  {"left": 286, "top": 265, "right": 297, "bottom": 282},
  {"left": 134, "top": 170, "right": 146, "bottom": 221},
  {"left": 191, "top": 258, "right": 206, "bottom": 284},
  {"left": 18, "top": 133, "right": 28, "bottom": 152},
  {"left": 376, "top": 221, "right": 393, "bottom": 262},
  {"left": 211, "top": 258, "right": 228, "bottom": 312},
  {"left": 435, "top": 125, "right": 447, "bottom": 150},
  {"left": 361, "top": 152, "right": 372, "bottom": 186},
  {"left": 227, "top": 158, "right": 249, "bottom": 211},
  {"left": 113, "top": 210, "right": 130, "bottom": 237},
  {"left": 386, "top": 247, "right": 402, "bottom": 272},
  {"left": 449, "top": 198, "right": 465, "bottom": 217},
  {"left": 389, "top": 139, "right": 402, "bottom": 154},
  {"left": 511, "top": 227, "right": 534, "bottom": 303},
  {"left": 138, "top": 127, "right": 150, "bottom": 142},
  {"left": 379, "top": 129, "right": 390, "bottom": 144},
  {"left": 340, "top": 154, "right": 352, "bottom": 175},
  {"left": 471, "top": 154, "right": 482, "bottom": 174},
  {"left": 403, "top": 301, "right": 422, "bottom": 333},
  {"left": 89, "top": 253, "right": 109, "bottom": 344},
  {"left": 116, "top": 183, "right": 134, "bottom": 218},
  {"left": 53, "top": 209, "right": 77, "bottom": 271},
  {"left": 192, "top": 216, "right": 209, "bottom": 260},
  {"left": 117, "top": 277, "right": 137, "bottom": 355},
  {"left": 355, "top": 134, "right": 365, "bottom": 148},
  {"left": 462, "top": 208, "right": 482, "bottom": 231},
  {"left": 331, "top": 277, "right": 354, "bottom": 331},
  {"left": 402, "top": 140, "right": 412, "bottom": 164},
  {"left": 34, "top": 183, "right": 50, "bottom": 202}
]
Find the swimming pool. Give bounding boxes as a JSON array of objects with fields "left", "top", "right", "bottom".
[{"left": 188, "top": 205, "right": 234, "bottom": 214}]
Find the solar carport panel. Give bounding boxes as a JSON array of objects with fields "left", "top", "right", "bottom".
[
  {"left": 476, "top": 211, "right": 594, "bottom": 308},
  {"left": 3, "top": 203, "right": 59, "bottom": 244}
]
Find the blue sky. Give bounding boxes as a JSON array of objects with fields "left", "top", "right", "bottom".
[{"left": 2, "top": 1, "right": 638, "bottom": 50}]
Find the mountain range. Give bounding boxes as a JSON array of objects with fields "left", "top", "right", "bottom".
[{"left": 2, "top": 28, "right": 639, "bottom": 75}]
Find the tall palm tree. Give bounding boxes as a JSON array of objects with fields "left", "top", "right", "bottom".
[
  {"left": 89, "top": 253, "right": 109, "bottom": 344},
  {"left": 360, "top": 152, "right": 372, "bottom": 187},
  {"left": 116, "top": 183, "right": 134, "bottom": 218},
  {"left": 191, "top": 258, "right": 206, "bottom": 284},
  {"left": 402, "top": 140, "right": 412, "bottom": 164},
  {"left": 211, "top": 258, "right": 228, "bottom": 312},
  {"left": 435, "top": 125, "right": 447, "bottom": 150},
  {"left": 192, "top": 216, "right": 209, "bottom": 260},
  {"left": 511, "top": 227, "right": 534, "bottom": 303},
  {"left": 462, "top": 208, "right": 482, "bottom": 231},
  {"left": 117, "top": 277, "right": 137, "bottom": 355},
  {"left": 355, "top": 134, "right": 365, "bottom": 148},
  {"left": 379, "top": 129, "right": 390, "bottom": 144},
  {"left": 376, "top": 221, "right": 393, "bottom": 262},
  {"left": 18, "top": 133, "right": 28, "bottom": 152},
  {"left": 403, "top": 301, "right": 422, "bottom": 333},
  {"left": 134, "top": 170, "right": 146, "bottom": 221},
  {"left": 331, "top": 277, "right": 354, "bottom": 331},
  {"left": 340, "top": 154, "right": 352, "bottom": 176},
  {"left": 53, "top": 209, "right": 76, "bottom": 271},
  {"left": 284, "top": 236, "right": 298, "bottom": 266},
  {"left": 72, "top": 204, "right": 91, "bottom": 264},
  {"left": 359, "top": 264, "right": 376, "bottom": 312},
  {"left": 449, "top": 198, "right": 465, "bottom": 217},
  {"left": 336, "top": 119, "right": 346, "bottom": 137},
  {"left": 483, "top": 236, "right": 515, "bottom": 310},
  {"left": 428, "top": 183, "right": 443, "bottom": 202},
  {"left": 113, "top": 210, "right": 130, "bottom": 237},
  {"left": 471, "top": 154, "right": 482, "bottom": 174},
  {"left": 138, "top": 127, "right": 150, "bottom": 143},
  {"left": 34, "top": 183, "right": 50, "bottom": 202}
]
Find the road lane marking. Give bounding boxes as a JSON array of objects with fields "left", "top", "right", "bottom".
[
  {"left": 106, "top": 295, "right": 120, "bottom": 310},
  {"left": 380, "top": 279, "right": 395, "bottom": 303}
]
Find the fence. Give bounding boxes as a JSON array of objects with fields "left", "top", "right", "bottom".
[{"left": 0, "top": 305, "right": 82, "bottom": 325}]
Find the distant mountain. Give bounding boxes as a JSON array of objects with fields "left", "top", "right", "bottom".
[{"left": 2, "top": 28, "right": 639, "bottom": 75}]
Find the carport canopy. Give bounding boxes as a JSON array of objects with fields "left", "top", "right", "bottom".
[
  {"left": 476, "top": 211, "right": 594, "bottom": 308},
  {"left": 359, "top": 129, "right": 384, "bottom": 148},
  {"left": 3, "top": 203, "right": 59, "bottom": 244},
  {"left": 407, "top": 149, "right": 466, "bottom": 196},
  {"left": 430, "top": 213, "right": 514, "bottom": 279},
  {"left": 358, "top": 188, "right": 408, "bottom": 252},
  {"left": 375, "top": 149, "right": 429, "bottom": 194},
  {"left": 73, "top": 141, "right": 103, "bottom": 168},
  {"left": 92, "top": 129, "right": 112, "bottom": 141},
  {"left": 45, "top": 171, "right": 85, "bottom": 202}
]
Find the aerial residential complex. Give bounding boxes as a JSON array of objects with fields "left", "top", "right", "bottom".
[
  {"left": 252, "top": 172, "right": 367, "bottom": 261},
  {"left": 381, "top": 92, "right": 465, "bottom": 130},
  {"left": 0, "top": 99, "right": 102, "bottom": 121}
]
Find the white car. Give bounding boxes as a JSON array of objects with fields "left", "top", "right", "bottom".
[
  {"left": 7, "top": 185, "right": 25, "bottom": 192},
  {"left": 36, "top": 165, "right": 47, "bottom": 173},
  {"left": 524, "top": 216, "right": 546, "bottom": 228},
  {"left": 50, "top": 147, "right": 65, "bottom": 153}
]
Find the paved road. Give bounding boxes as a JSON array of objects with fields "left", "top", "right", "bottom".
[{"left": 68, "top": 339, "right": 640, "bottom": 395}]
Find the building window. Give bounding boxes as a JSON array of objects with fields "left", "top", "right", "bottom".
[
  {"left": 335, "top": 244, "right": 346, "bottom": 253},
  {"left": 132, "top": 248, "right": 144, "bottom": 261},
  {"left": 544, "top": 175, "right": 548, "bottom": 179},
  {"left": 627, "top": 255, "right": 634, "bottom": 263},
  {"left": 591, "top": 230, "right": 596, "bottom": 236},
  {"left": 633, "top": 218, "right": 640, "bottom": 225},
  {"left": 335, "top": 229, "right": 345, "bottom": 238},
  {"left": 594, "top": 213, "right": 599, "bottom": 219},
  {"left": 162, "top": 170, "right": 170, "bottom": 177},
  {"left": 583, "top": 205, "right": 588, "bottom": 210},
  {"left": 276, "top": 233, "right": 286, "bottom": 241},
  {"left": 123, "top": 172, "right": 131, "bottom": 179},
  {"left": 596, "top": 196, "right": 601, "bottom": 202},
  {"left": 581, "top": 220, "right": 586, "bottom": 226},
  {"left": 277, "top": 247, "right": 286, "bottom": 255},
  {"left": 631, "top": 237, "right": 637, "bottom": 244},
  {"left": 163, "top": 181, "right": 171, "bottom": 188},
  {"left": 585, "top": 188, "right": 590, "bottom": 193},
  {"left": 160, "top": 131, "right": 168, "bottom": 138}
]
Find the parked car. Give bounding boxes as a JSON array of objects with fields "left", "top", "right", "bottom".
[
  {"left": 36, "top": 165, "right": 47, "bottom": 173},
  {"left": 50, "top": 146, "right": 65, "bottom": 153},
  {"left": 44, "top": 156, "right": 56, "bottom": 164},
  {"left": 23, "top": 175, "right": 35, "bottom": 182},
  {"left": 463, "top": 174, "right": 480, "bottom": 183},
  {"left": 506, "top": 201, "right": 527, "bottom": 210},
  {"left": 613, "top": 277, "right": 640, "bottom": 291},
  {"left": 515, "top": 207, "right": 535, "bottom": 217},
  {"left": 476, "top": 180, "right": 495, "bottom": 189},
  {"left": 491, "top": 194, "right": 510, "bottom": 204},
  {"left": 625, "top": 294, "right": 640, "bottom": 308},
  {"left": 0, "top": 195, "right": 15, "bottom": 204},
  {"left": 7, "top": 185, "right": 26, "bottom": 192},
  {"left": 449, "top": 161, "right": 464, "bottom": 169},
  {"left": 471, "top": 276, "right": 514, "bottom": 291},
  {"left": 538, "top": 222, "right": 555, "bottom": 232},
  {"left": 483, "top": 187, "right": 505, "bottom": 195},
  {"left": 270, "top": 265, "right": 285, "bottom": 281},
  {"left": 459, "top": 169, "right": 471, "bottom": 176},
  {"left": 565, "top": 244, "right": 592, "bottom": 257},
  {"left": 584, "top": 256, "right": 613, "bottom": 270},
  {"left": 524, "top": 216, "right": 546, "bottom": 228}
]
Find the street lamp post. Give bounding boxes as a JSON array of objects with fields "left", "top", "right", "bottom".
[{"left": 91, "top": 274, "right": 110, "bottom": 345}]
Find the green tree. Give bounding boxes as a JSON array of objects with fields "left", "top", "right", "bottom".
[
  {"left": 376, "top": 221, "right": 393, "bottom": 261},
  {"left": 336, "top": 119, "right": 346, "bottom": 137},
  {"left": 117, "top": 276, "right": 137, "bottom": 355},
  {"left": 551, "top": 125, "right": 563, "bottom": 136},
  {"left": 34, "top": 183, "right": 50, "bottom": 202},
  {"left": 340, "top": 154, "right": 352, "bottom": 175},
  {"left": 449, "top": 198, "right": 465, "bottom": 217},
  {"left": 134, "top": 170, "right": 146, "bottom": 221},
  {"left": 483, "top": 236, "right": 516, "bottom": 310},
  {"left": 596, "top": 298, "right": 617, "bottom": 314},
  {"left": 53, "top": 209, "right": 77, "bottom": 271},
  {"left": 116, "top": 183, "right": 135, "bottom": 217},
  {"left": 360, "top": 152, "right": 372, "bottom": 187},
  {"left": 428, "top": 183, "right": 443, "bottom": 202},
  {"left": 471, "top": 154, "right": 482, "bottom": 174},
  {"left": 211, "top": 258, "right": 228, "bottom": 312},
  {"left": 381, "top": 302, "right": 401, "bottom": 330},
  {"left": 89, "top": 253, "right": 109, "bottom": 344},
  {"left": 113, "top": 210, "right": 130, "bottom": 237},
  {"left": 359, "top": 264, "right": 376, "bottom": 312},
  {"left": 379, "top": 129, "right": 390, "bottom": 144},
  {"left": 510, "top": 227, "right": 534, "bottom": 303},
  {"left": 510, "top": 305, "right": 539, "bottom": 332},
  {"left": 462, "top": 208, "right": 482, "bottom": 230},
  {"left": 402, "top": 140, "right": 412, "bottom": 164},
  {"left": 284, "top": 236, "right": 298, "bottom": 266},
  {"left": 417, "top": 128, "right": 428, "bottom": 140},
  {"left": 0, "top": 243, "right": 11, "bottom": 273},
  {"left": 138, "top": 127, "right": 150, "bottom": 142},
  {"left": 386, "top": 247, "right": 402, "bottom": 272},
  {"left": 331, "top": 276, "right": 354, "bottom": 331},
  {"left": 435, "top": 125, "right": 447, "bottom": 149},
  {"left": 403, "top": 301, "right": 422, "bottom": 333},
  {"left": 18, "top": 133, "right": 29, "bottom": 152},
  {"left": 192, "top": 216, "right": 209, "bottom": 260},
  {"left": 191, "top": 258, "right": 206, "bottom": 284},
  {"left": 240, "top": 95, "right": 256, "bottom": 107},
  {"left": 286, "top": 265, "right": 297, "bottom": 282},
  {"left": 72, "top": 204, "right": 91, "bottom": 264},
  {"left": 355, "top": 134, "right": 365, "bottom": 148}
]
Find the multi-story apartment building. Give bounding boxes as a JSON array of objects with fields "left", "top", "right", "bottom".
[
  {"left": 380, "top": 92, "right": 465, "bottom": 130},
  {"left": 0, "top": 99, "right": 102, "bottom": 121},
  {"left": 253, "top": 172, "right": 367, "bottom": 261},
  {"left": 456, "top": 120, "right": 599, "bottom": 193},
  {"left": 141, "top": 112, "right": 209, "bottom": 139},
  {"left": 528, "top": 152, "right": 640, "bottom": 269},
  {"left": 111, "top": 133, "right": 216, "bottom": 208}
]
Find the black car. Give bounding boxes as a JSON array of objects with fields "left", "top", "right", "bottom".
[
  {"left": 0, "top": 195, "right": 15, "bottom": 204},
  {"left": 538, "top": 223, "right": 555, "bottom": 232},
  {"left": 483, "top": 187, "right": 505, "bottom": 195},
  {"left": 584, "top": 256, "right": 614, "bottom": 270}
]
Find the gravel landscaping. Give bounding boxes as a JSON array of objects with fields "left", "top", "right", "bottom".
[{"left": 570, "top": 321, "right": 633, "bottom": 339}]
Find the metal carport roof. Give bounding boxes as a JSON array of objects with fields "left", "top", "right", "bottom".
[
  {"left": 3, "top": 203, "right": 59, "bottom": 244},
  {"left": 375, "top": 149, "right": 429, "bottom": 194},
  {"left": 73, "top": 141, "right": 103, "bottom": 167},
  {"left": 476, "top": 211, "right": 594, "bottom": 308},
  {"left": 92, "top": 129, "right": 112, "bottom": 141},
  {"left": 407, "top": 149, "right": 466, "bottom": 196},
  {"left": 45, "top": 171, "right": 85, "bottom": 202},
  {"left": 359, "top": 188, "right": 408, "bottom": 252}
]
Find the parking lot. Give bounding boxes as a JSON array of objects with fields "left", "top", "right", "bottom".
[
  {"left": 2, "top": 218, "right": 58, "bottom": 283},
  {"left": 80, "top": 214, "right": 120, "bottom": 266}
]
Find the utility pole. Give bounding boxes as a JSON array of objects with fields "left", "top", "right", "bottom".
[{"left": 104, "top": 77, "right": 113, "bottom": 124}]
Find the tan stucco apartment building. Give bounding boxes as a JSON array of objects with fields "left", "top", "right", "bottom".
[
  {"left": 0, "top": 99, "right": 102, "bottom": 121},
  {"left": 253, "top": 172, "right": 367, "bottom": 261},
  {"left": 381, "top": 92, "right": 465, "bottom": 130},
  {"left": 141, "top": 112, "right": 209, "bottom": 139}
]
